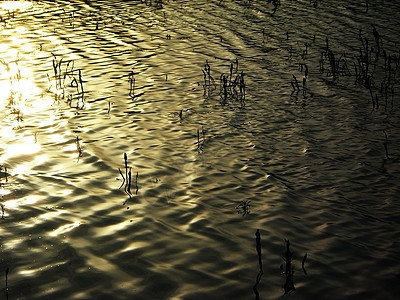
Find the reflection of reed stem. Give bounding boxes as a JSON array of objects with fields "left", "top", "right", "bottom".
[
  {"left": 383, "top": 130, "right": 389, "bottom": 159},
  {"left": 118, "top": 168, "right": 125, "bottom": 189},
  {"left": 135, "top": 172, "right": 139, "bottom": 195},
  {"left": 302, "top": 253, "right": 308, "bottom": 275},
  {"left": 253, "top": 229, "right": 263, "bottom": 300},
  {"left": 129, "top": 71, "right": 135, "bottom": 99},
  {"left": 6, "top": 267, "right": 9, "bottom": 300},
  {"left": 1, "top": 204, "right": 5, "bottom": 220},
  {"left": 283, "top": 239, "right": 295, "bottom": 294},
  {"left": 127, "top": 167, "right": 132, "bottom": 196}
]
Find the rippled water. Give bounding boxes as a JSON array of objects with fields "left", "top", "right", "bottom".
[{"left": 1, "top": 0, "right": 400, "bottom": 299}]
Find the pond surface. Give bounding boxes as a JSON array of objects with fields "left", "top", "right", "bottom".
[{"left": 1, "top": 0, "right": 400, "bottom": 299}]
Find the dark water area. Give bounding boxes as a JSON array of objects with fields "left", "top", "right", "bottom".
[{"left": 1, "top": 0, "right": 400, "bottom": 299}]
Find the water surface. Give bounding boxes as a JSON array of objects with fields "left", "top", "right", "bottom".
[{"left": 1, "top": 0, "right": 400, "bottom": 299}]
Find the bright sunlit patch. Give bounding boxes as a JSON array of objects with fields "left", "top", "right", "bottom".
[
  {"left": 0, "top": 126, "right": 15, "bottom": 139},
  {"left": 0, "top": 61, "right": 42, "bottom": 111},
  {"left": 1, "top": 143, "right": 41, "bottom": 162},
  {"left": 50, "top": 221, "right": 80, "bottom": 237},
  {"left": 1, "top": 24, "right": 44, "bottom": 118},
  {"left": 25, "top": 194, "right": 39, "bottom": 205},
  {"left": 0, "top": 1, "right": 32, "bottom": 13},
  {"left": 0, "top": 189, "right": 10, "bottom": 196},
  {"left": 3, "top": 198, "right": 19, "bottom": 209},
  {"left": 12, "top": 161, "right": 34, "bottom": 176}
]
